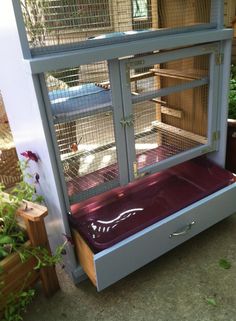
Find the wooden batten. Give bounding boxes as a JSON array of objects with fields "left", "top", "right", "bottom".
[
  {"left": 150, "top": 68, "right": 206, "bottom": 81},
  {"left": 161, "top": 106, "right": 182, "bottom": 119},
  {"left": 72, "top": 230, "right": 97, "bottom": 286},
  {"left": 152, "top": 121, "right": 207, "bottom": 145}
]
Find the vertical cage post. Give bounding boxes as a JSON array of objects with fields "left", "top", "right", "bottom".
[
  {"left": 211, "top": 0, "right": 224, "bottom": 29},
  {"left": 32, "top": 73, "right": 79, "bottom": 272},
  {"left": 12, "top": 0, "right": 31, "bottom": 59},
  {"left": 210, "top": 39, "right": 233, "bottom": 166},
  {"left": 108, "top": 59, "right": 130, "bottom": 186}
]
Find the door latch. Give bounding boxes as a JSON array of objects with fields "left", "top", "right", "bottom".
[{"left": 120, "top": 115, "right": 134, "bottom": 127}]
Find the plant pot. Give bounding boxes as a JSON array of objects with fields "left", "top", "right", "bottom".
[
  {"left": 0, "top": 241, "right": 39, "bottom": 312},
  {"left": 226, "top": 119, "right": 236, "bottom": 173},
  {"left": 0, "top": 196, "right": 60, "bottom": 316}
]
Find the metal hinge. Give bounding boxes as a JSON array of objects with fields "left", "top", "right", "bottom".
[
  {"left": 133, "top": 161, "right": 138, "bottom": 179},
  {"left": 133, "top": 161, "right": 149, "bottom": 179},
  {"left": 120, "top": 115, "right": 134, "bottom": 127},
  {"left": 216, "top": 53, "right": 224, "bottom": 65},
  {"left": 213, "top": 131, "right": 220, "bottom": 142}
]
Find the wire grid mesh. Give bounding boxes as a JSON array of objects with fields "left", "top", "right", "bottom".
[
  {"left": 130, "top": 55, "right": 209, "bottom": 94},
  {"left": 45, "top": 62, "right": 119, "bottom": 200},
  {"left": 130, "top": 54, "right": 209, "bottom": 170},
  {"left": 20, "top": 0, "right": 212, "bottom": 54}
]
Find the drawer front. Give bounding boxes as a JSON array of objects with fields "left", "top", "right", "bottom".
[{"left": 94, "top": 183, "right": 236, "bottom": 291}]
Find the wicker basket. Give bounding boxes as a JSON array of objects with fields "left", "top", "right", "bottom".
[{"left": 0, "top": 124, "right": 21, "bottom": 189}]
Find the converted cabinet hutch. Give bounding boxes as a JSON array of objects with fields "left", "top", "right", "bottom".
[{"left": 0, "top": 0, "right": 235, "bottom": 290}]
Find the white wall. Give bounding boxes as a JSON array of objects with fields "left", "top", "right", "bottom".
[{"left": 0, "top": 0, "right": 77, "bottom": 275}]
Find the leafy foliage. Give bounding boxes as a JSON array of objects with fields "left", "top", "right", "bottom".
[
  {"left": 2, "top": 289, "right": 35, "bottom": 321},
  {"left": 0, "top": 188, "right": 27, "bottom": 261},
  {"left": 0, "top": 160, "right": 43, "bottom": 261},
  {"left": 205, "top": 297, "right": 217, "bottom": 307},
  {"left": 0, "top": 159, "right": 65, "bottom": 320},
  {"left": 229, "top": 65, "right": 236, "bottom": 119},
  {"left": 219, "top": 258, "right": 231, "bottom": 270}
]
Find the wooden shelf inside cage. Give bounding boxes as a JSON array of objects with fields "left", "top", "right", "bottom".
[
  {"left": 149, "top": 68, "right": 208, "bottom": 81},
  {"left": 152, "top": 121, "right": 207, "bottom": 145}
]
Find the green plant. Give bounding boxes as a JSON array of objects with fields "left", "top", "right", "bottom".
[
  {"left": 219, "top": 258, "right": 231, "bottom": 270},
  {"left": 229, "top": 65, "right": 236, "bottom": 119},
  {"left": 2, "top": 288, "right": 35, "bottom": 321},
  {"left": 0, "top": 159, "right": 43, "bottom": 260},
  {"left": 205, "top": 297, "right": 217, "bottom": 307},
  {"left": 0, "top": 157, "right": 65, "bottom": 320}
]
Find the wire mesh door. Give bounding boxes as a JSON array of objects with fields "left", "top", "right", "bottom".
[
  {"left": 19, "top": 0, "right": 213, "bottom": 56},
  {"left": 119, "top": 44, "right": 219, "bottom": 180},
  {"left": 43, "top": 61, "right": 125, "bottom": 204}
]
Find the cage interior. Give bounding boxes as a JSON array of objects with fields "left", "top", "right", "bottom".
[
  {"left": 46, "top": 50, "right": 210, "bottom": 203},
  {"left": 46, "top": 62, "right": 120, "bottom": 202},
  {"left": 128, "top": 55, "right": 209, "bottom": 172},
  {"left": 20, "top": 0, "right": 212, "bottom": 55}
]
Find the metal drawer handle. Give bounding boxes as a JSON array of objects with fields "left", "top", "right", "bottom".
[{"left": 169, "top": 220, "right": 196, "bottom": 238}]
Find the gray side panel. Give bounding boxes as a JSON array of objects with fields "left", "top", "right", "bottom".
[{"left": 94, "top": 183, "right": 236, "bottom": 291}]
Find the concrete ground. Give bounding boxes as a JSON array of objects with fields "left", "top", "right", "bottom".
[{"left": 24, "top": 214, "right": 236, "bottom": 321}]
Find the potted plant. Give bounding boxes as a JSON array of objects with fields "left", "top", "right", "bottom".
[
  {"left": 226, "top": 65, "right": 236, "bottom": 173},
  {"left": 0, "top": 153, "right": 64, "bottom": 320}
]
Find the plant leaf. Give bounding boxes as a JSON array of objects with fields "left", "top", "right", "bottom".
[
  {"left": 219, "top": 259, "right": 231, "bottom": 270},
  {"left": 0, "top": 236, "right": 13, "bottom": 245},
  {"left": 0, "top": 246, "right": 9, "bottom": 259},
  {"left": 205, "top": 298, "right": 217, "bottom": 306}
]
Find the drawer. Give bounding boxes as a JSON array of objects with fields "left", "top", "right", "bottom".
[{"left": 73, "top": 183, "right": 236, "bottom": 291}]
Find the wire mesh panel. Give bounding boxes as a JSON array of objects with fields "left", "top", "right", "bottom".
[
  {"left": 127, "top": 54, "right": 210, "bottom": 173},
  {"left": 45, "top": 62, "right": 120, "bottom": 203},
  {"left": 20, "top": 0, "right": 212, "bottom": 55}
]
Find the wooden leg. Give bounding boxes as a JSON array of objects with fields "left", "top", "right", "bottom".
[
  {"left": 18, "top": 202, "right": 60, "bottom": 297},
  {"left": 23, "top": 218, "right": 60, "bottom": 297}
]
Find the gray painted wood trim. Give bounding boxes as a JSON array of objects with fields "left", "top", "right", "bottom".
[
  {"left": 119, "top": 61, "right": 137, "bottom": 181},
  {"left": 207, "top": 49, "right": 220, "bottom": 150},
  {"left": 209, "top": 39, "right": 233, "bottom": 167},
  {"left": 211, "top": 0, "right": 224, "bottom": 29},
  {"left": 38, "top": 74, "right": 71, "bottom": 211},
  {"left": 124, "top": 43, "right": 219, "bottom": 68},
  {"left": 108, "top": 59, "right": 130, "bottom": 186},
  {"left": 131, "top": 78, "right": 209, "bottom": 104},
  {"left": 137, "top": 145, "right": 212, "bottom": 176},
  {"left": 94, "top": 183, "right": 236, "bottom": 291},
  {"left": 32, "top": 74, "right": 78, "bottom": 271},
  {"left": 12, "top": 0, "right": 31, "bottom": 59},
  {"left": 28, "top": 29, "right": 233, "bottom": 74},
  {"left": 30, "top": 23, "right": 216, "bottom": 57}
]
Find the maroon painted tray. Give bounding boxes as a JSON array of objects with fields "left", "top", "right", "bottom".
[{"left": 69, "top": 157, "right": 234, "bottom": 253}]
